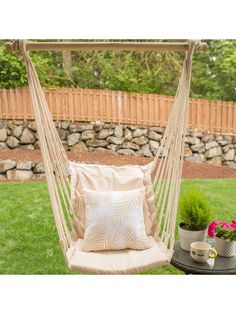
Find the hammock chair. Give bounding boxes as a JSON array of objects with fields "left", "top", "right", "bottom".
[{"left": 7, "top": 40, "right": 205, "bottom": 274}]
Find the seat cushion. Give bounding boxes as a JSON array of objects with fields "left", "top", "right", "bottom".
[
  {"left": 69, "top": 161, "right": 156, "bottom": 239},
  {"left": 67, "top": 236, "right": 171, "bottom": 274}
]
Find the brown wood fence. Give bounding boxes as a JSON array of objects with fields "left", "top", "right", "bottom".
[{"left": 0, "top": 87, "right": 236, "bottom": 133}]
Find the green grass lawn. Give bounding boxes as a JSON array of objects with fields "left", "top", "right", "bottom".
[{"left": 0, "top": 179, "right": 236, "bottom": 275}]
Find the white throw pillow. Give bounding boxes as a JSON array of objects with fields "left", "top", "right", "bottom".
[{"left": 82, "top": 188, "right": 150, "bottom": 252}]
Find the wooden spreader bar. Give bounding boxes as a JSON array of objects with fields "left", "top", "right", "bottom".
[{"left": 5, "top": 40, "right": 208, "bottom": 53}]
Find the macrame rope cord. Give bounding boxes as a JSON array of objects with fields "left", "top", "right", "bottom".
[
  {"left": 19, "top": 40, "right": 72, "bottom": 263},
  {"left": 153, "top": 41, "right": 196, "bottom": 252}
]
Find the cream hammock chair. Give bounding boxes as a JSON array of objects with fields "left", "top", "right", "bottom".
[{"left": 11, "top": 40, "right": 202, "bottom": 274}]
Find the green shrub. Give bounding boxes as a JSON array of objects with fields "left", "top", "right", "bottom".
[{"left": 179, "top": 187, "right": 212, "bottom": 231}]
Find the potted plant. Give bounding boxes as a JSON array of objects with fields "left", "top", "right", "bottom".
[
  {"left": 208, "top": 220, "right": 236, "bottom": 257},
  {"left": 178, "top": 187, "right": 212, "bottom": 251}
]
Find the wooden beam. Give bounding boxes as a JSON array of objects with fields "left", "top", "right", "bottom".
[{"left": 5, "top": 40, "right": 208, "bottom": 53}]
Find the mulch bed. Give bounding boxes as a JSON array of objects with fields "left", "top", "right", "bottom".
[{"left": 1, "top": 149, "right": 236, "bottom": 180}]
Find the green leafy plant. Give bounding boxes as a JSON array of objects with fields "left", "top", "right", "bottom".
[{"left": 179, "top": 187, "right": 212, "bottom": 231}]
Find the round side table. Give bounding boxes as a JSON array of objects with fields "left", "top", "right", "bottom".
[{"left": 171, "top": 240, "right": 236, "bottom": 274}]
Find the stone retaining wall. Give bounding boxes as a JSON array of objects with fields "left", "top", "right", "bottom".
[
  {"left": 1, "top": 120, "right": 236, "bottom": 171},
  {"left": 0, "top": 159, "right": 45, "bottom": 180}
]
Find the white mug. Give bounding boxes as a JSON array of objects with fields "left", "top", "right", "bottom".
[{"left": 190, "top": 241, "right": 217, "bottom": 263}]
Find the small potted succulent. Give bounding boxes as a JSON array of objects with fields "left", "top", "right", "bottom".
[
  {"left": 208, "top": 220, "right": 236, "bottom": 257},
  {"left": 178, "top": 187, "right": 212, "bottom": 251}
]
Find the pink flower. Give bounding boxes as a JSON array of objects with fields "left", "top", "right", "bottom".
[
  {"left": 208, "top": 220, "right": 218, "bottom": 237},
  {"left": 219, "top": 221, "right": 230, "bottom": 228},
  {"left": 230, "top": 220, "right": 236, "bottom": 229}
]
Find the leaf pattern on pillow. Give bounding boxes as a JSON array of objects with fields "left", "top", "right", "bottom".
[
  {"left": 104, "top": 234, "right": 119, "bottom": 250},
  {"left": 123, "top": 225, "right": 150, "bottom": 250},
  {"left": 82, "top": 219, "right": 107, "bottom": 251},
  {"left": 83, "top": 223, "right": 119, "bottom": 252},
  {"left": 110, "top": 194, "right": 138, "bottom": 225},
  {"left": 82, "top": 188, "right": 150, "bottom": 252}
]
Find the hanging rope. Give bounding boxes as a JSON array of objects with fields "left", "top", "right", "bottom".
[
  {"left": 19, "top": 40, "right": 73, "bottom": 263},
  {"left": 152, "top": 41, "right": 196, "bottom": 252}
]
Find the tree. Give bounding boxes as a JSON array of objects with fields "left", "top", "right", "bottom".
[
  {"left": 191, "top": 40, "right": 236, "bottom": 101},
  {"left": 0, "top": 40, "right": 72, "bottom": 88},
  {"left": 62, "top": 39, "right": 73, "bottom": 80},
  {"left": 0, "top": 40, "right": 236, "bottom": 101}
]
